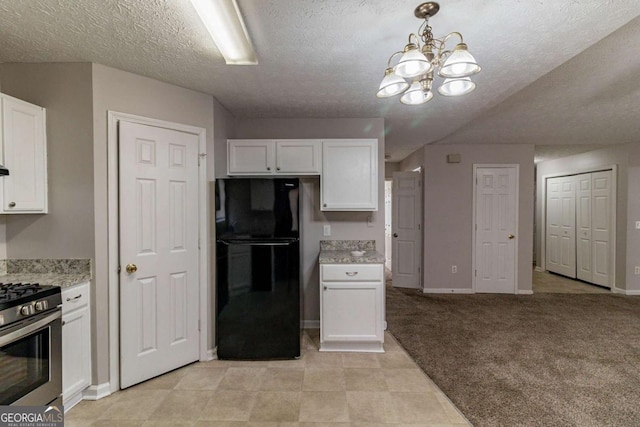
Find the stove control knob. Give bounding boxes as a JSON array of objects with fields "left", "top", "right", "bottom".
[
  {"left": 20, "top": 305, "right": 33, "bottom": 316},
  {"left": 34, "top": 301, "right": 48, "bottom": 312}
]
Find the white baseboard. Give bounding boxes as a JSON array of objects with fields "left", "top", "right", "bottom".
[
  {"left": 534, "top": 266, "right": 544, "bottom": 272},
  {"left": 83, "top": 382, "right": 112, "bottom": 401},
  {"left": 423, "top": 288, "right": 474, "bottom": 294},
  {"left": 301, "top": 320, "right": 320, "bottom": 329},
  {"left": 613, "top": 287, "right": 640, "bottom": 295},
  {"left": 202, "top": 348, "right": 216, "bottom": 362},
  {"left": 517, "top": 290, "right": 534, "bottom": 295}
]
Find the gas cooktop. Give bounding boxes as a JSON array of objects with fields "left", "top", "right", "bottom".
[{"left": 0, "top": 283, "right": 61, "bottom": 324}]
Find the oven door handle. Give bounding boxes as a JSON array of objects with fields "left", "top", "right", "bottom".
[{"left": 0, "top": 310, "right": 61, "bottom": 347}]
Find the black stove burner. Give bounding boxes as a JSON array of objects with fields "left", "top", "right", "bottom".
[
  {"left": 0, "top": 282, "right": 60, "bottom": 311},
  {"left": 0, "top": 282, "right": 43, "bottom": 302}
]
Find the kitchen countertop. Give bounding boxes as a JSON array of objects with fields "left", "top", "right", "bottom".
[
  {"left": 319, "top": 250, "right": 385, "bottom": 264},
  {"left": 0, "top": 273, "right": 90, "bottom": 289}
]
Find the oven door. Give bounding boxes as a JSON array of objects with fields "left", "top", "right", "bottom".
[{"left": 0, "top": 309, "right": 62, "bottom": 406}]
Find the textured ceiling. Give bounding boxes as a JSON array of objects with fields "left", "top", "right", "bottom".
[{"left": 0, "top": 0, "right": 639, "bottom": 161}]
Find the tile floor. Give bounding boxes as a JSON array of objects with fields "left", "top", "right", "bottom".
[
  {"left": 66, "top": 330, "right": 470, "bottom": 426},
  {"left": 532, "top": 269, "right": 611, "bottom": 294}
]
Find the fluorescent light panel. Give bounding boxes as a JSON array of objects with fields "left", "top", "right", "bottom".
[{"left": 191, "top": 0, "right": 258, "bottom": 65}]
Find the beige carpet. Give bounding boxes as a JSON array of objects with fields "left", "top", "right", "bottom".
[{"left": 386, "top": 285, "right": 640, "bottom": 427}]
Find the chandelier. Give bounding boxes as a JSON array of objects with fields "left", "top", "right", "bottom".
[{"left": 377, "top": 2, "right": 480, "bottom": 105}]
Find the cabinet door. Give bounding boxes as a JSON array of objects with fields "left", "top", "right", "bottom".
[
  {"left": 275, "top": 140, "right": 321, "bottom": 174},
  {"left": 228, "top": 140, "right": 275, "bottom": 175},
  {"left": 321, "top": 282, "right": 383, "bottom": 342},
  {"left": 62, "top": 305, "right": 91, "bottom": 402},
  {"left": 321, "top": 139, "right": 377, "bottom": 211},
  {"left": 1, "top": 96, "right": 47, "bottom": 213}
]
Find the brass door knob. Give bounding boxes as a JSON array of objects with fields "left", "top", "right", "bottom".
[
  {"left": 508, "top": 234, "right": 515, "bottom": 239},
  {"left": 125, "top": 263, "right": 138, "bottom": 274}
]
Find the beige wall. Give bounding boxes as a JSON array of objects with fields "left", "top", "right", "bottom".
[
  {"left": 384, "top": 162, "right": 400, "bottom": 179},
  {"left": 414, "top": 144, "right": 535, "bottom": 292},
  {"left": 213, "top": 99, "right": 236, "bottom": 180},
  {"left": 627, "top": 165, "right": 640, "bottom": 292},
  {"left": 536, "top": 143, "right": 640, "bottom": 291},
  {"left": 92, "top": 63, "right": 215, "bottom": 385},
  {"left": 230, "top": 118, "right": 385, "bottom": 322},
  {"left": 0, "top": 63, "right": 95, "bottom": 259}
]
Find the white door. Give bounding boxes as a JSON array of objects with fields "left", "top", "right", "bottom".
[
  {"left": 474, "top": 167, "right": 517, "bottom": 293},
  {"left": 546, "top": 176, "right": 576, "bottom": 278},
  {"left": 391, "top": 171, "right": 422, "bottom": 289},
  {"left": 119, "top": 121, "right": 200, "bottom": 389},
  {"left": 576, "top": 174, "right": 592, "bottom": 282},
  {"left": 591, "top": 170, "right": 612, "bottom": 287}
]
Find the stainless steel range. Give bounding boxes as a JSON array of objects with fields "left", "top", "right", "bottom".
[{"left": 0, "top": 283, "right": 62, "bottom": 406}]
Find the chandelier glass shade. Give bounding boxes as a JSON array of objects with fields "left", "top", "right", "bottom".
[{"left": 377, "top": 2, "right": 480, "bottom": 105}]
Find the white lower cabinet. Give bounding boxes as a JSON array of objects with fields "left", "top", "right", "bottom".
[
  {"left": 62, "top": 282, "right": 91, "bottom": 410},
  {"left": 320, "top": 264, "right": 384, "bottom": 352}
]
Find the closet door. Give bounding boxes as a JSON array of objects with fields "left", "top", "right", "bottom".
[
  {"left": 546, "top": 176, "right": 576, "bottom": 278},
  {"left": 591, "top": 171, "right": 612, "bottom": 287},
  {"left": 576, "top": 174, "right": 592, "bottom": 282}
]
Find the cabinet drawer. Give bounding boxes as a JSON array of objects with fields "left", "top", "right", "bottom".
[
  {"left": 62, "top": 283, "right": 89, "bottom": 314},
  {"left": 321, "top": 264, "right": 383, "bottom": 282}
]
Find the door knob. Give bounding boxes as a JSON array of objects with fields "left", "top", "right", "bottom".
[
  {"left": 125, "top": 263, "right": 138, "bottom": 274},
  {"left": 508, "top": 234, "right": 515, "bottom": 239},
  {"left": 393, "top": 233, "right": 398, "bottom": 238}
]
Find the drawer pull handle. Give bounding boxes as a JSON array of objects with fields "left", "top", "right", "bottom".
[
  {"left": 67, "top": 294, "right": 82, "bottom": 302},
  {"left": 345, "top": 272, "right": 358, "bottom": 276}
]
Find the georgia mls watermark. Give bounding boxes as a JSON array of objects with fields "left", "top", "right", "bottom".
[{"left": 0, "top": 406, "right": 64, "bottom": 427}]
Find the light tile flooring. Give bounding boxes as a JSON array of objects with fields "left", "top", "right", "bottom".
[
  {"left": 532, "top": 269, "right": 611, "bottom": 294},
  {"left": 66, "top": 331, "right": 470, "bottom": 426}
]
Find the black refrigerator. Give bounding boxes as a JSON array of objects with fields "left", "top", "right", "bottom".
[{"left": 215, "top": 178, "right": 300, "bottom": 359}]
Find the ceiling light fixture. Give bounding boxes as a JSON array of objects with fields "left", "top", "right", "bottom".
[
  {"left": 190, "top": 0, "right": 258, "bottom": 65},
  {"left": 377, "top": 2, "right": 480, "bottom": 105}
]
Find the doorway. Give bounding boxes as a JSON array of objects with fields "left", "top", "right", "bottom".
[
  {"left": 107, "top": 112, "right": 209, "bottom": 393},
  {"left": 391, "top": 171, "right": 422, "bottom": 289},
  {"left": 473, "top": 165, "right": 519, "bottom": 294},
  {"left": 544, "top": 168, "right": 615, "bottom": 289}
]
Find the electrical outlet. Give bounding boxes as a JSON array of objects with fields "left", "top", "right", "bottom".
[
  {"left": 323, "top": 224, "right": 331, "bottom": 236},
  {"left": 635, "top": 266, "right": 640, "bottom": 275},
  {"left": 451, "top": 265, "right": 457, "bottom": 274}
]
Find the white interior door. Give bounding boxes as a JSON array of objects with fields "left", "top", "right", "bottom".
[
  {"left": 119, "top": 121, "right": 200, "bottom": 389},
  {"left": 546, "top": 176, "right": 576, "bottom": 278},
  {"left": 591, "top": 170, "right": 612, "bottom": 287},
  {"left": 391, "top": 171, "right": 422, "bottom": 289},
  {"left": 576, "top": 174, "right": 592, "bottom": 282},
  {"left": 474, "top": 167, "right": 517, "bottom": 293}
]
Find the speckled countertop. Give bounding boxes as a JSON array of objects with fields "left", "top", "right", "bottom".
[
  {"left": 319, "top": 240, "right": 385, "bottom": 264},
  {"left": 0, "top": 259, "right": 91, "bottom": 289}
]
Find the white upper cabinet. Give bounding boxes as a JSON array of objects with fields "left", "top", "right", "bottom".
[
  {"left": 228, "top": 139, "right": 275, "bottom": 174},
  {"left": 321, "top": 139, "right": 378, "bottom": 211},
  {"left": 275, "top": 140, "right": 321, "bottom": 174},
  {"left": 227, "top": 139, "right": 321, "bottom": 175},
  {"left": 0, "top": 94, "right": 48, "bottom": 213}
]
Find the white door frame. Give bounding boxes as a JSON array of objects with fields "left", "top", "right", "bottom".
[
  {"left": 107, "top": 111, "right": 209, "bottom": 393},
  {"left": 472, "top": 164, "right": 519, "bottom": 293},
  {"left": 539, "top": 165, "right": 617, "bottom": 288}
]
